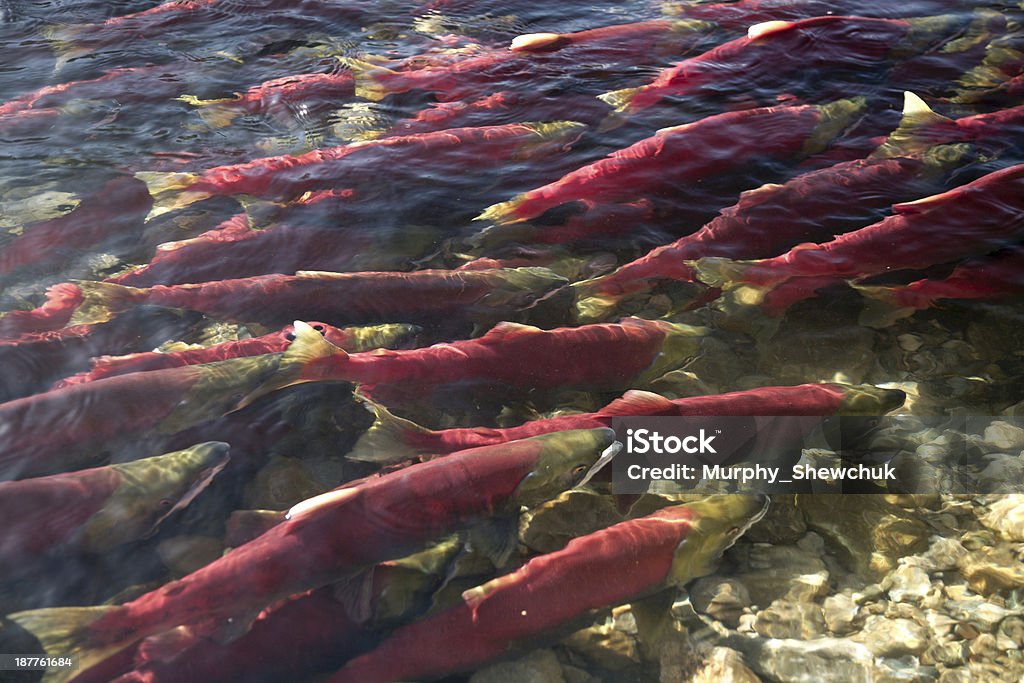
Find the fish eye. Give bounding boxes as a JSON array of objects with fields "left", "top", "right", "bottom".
[
  {"left": 158, "top": 498, "right": 173, "bottom": 507},
  {"left": 57, "top": 204, "right": 76, "bottom": 212},
  {"left": 572, "top": 464, "right": 589, "bottom": 476},
  {"left": 727, "top": 526, "right": 740, "bottom": 536},
  {"left": 313, "top": 324, "right": 326, "bottom": 332},
  {"left": 285, "top": 332, "right": 296, "bottom": 341}
]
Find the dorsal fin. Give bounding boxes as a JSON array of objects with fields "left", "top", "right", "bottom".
[
  {"left": 872, "top": 92, "right": 955, "bottom": 159},
  {"left": 597, "top": 390, "right": 676, "bottom": 416},
  {"left": 747, "top": 20, "right": 794, "bottom": 40}
]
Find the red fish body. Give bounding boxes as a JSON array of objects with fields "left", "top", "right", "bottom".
[
  {"left": 599, "top": 15, "right": 952, "bottom": 115},
  {"left": 351, "top": 19, "right": 710, "bottom": 103},
  {"left": 326, "top": 495, "right": 768, "bottom": 683},
  {"left": 0, "top": 443, "right": 228, "bottom": 575},
  {"left": 695, "top": 163, "right": 1024, "bottom": 316},
  {"left": 857, "top": 246, "right": 1024, "bottom": 327},
  {"left": 0, "top": 335, "right": 315, "bottom": 480},
  {"left": 350, "top": 382, "right": 905, "bottom": 462},
  {"left": 571, "top": 148, "right": 965, "bottom": 319},
  {"left": 69, "top": 267, "right": 567, "bottom": 330},
  {"left": 0, "top": 306, "right": 198, "bottom": 402},
  {"left": 281, "top": 317, "right": 705, "bottom": 395},
  {"left": 181, "top": 70, "right": 356, "bottom": 129},
  {"left": 0, "top": 176, "right": 153, "bottom": 279},
  {"left": 12, "top": 429, "right": 615, "bottom": 682},
  {"left": 476, "top": 100, "right": 865, "bottom": 228},
  {"left": 138, "top": 121, "right": 585, "bottom": 218}
]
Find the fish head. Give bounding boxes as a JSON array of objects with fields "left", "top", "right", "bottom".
[
  {"left": 80, "top": 442, "right": 231, "bottom": 553},
  {"left": 803, "top": 97, "right": 868, "bottom": 156},
  {"left": 511, "top": 428, "right": 619, "bottom": 509},
  {"left": 664, "top": 494, "right": 769, "bottom": 586},
  {"left": 836, "top": 384, "right": 906, "bottom": 415}
]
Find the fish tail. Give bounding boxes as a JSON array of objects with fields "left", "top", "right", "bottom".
[
  {"left": 42, "top": 24, "right": 91, "bottom": 67},
  {"left": 69, "top": 281, "right": 146, "bottom": 325},
  {"left": 234, "top": 320, "right": 348, "bottom": 410},
  {"left": 852, "top": 284, "right": 917, "bottom": 328},
  {"left": 689, "top": 257, "right": 754, "bottom": 291},
  {"left": 177, "top": 95, "right": 243, "bottom": 129},
  {"left": 134, "top": 172, "right": 208, "bottom": 221},
  {"left": 347, "top": 391, "right": 434, "bottom": 463},
  {"left": 474, "top": 194, "right": 530, "bottom": 226},
  {"left": 343, "top": 58, "right": 400, "bottom": 102},
  {"left": 872, "top": 92, "right": 955, "bottom": 158},
  {"left": 597, "top": 86, "right": 640, "bottom": 114},
  {"left": 7, "top": 605, "right": 125, "bottom": 683},
  {"left": 573, "top": 291, "right": 622, "bottom": 324}
]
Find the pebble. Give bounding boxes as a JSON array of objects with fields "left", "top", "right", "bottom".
[
  {"left": 885, "top": 563, "right": 932, "bottom": 603},
  {"left": 689, "top": 576, "right": 751, "bottom": 627},
  {"left": 688, "top": 647, "right": 760, "bottom": 683},
  {"left": 982, "top": 421, "right": 1024, "bottom": 452},
  {"left": 754, "top": 600, "right": 825, "bottom": 639},
  {"left": 853, "top": 616, "right": 928, "bottom": 657},
  {"left": 469, "top": 650, "right": 566, "bottom": 683},
  {"left": 981, "top": 495, "right": 1024, "bottom": 541},
  {"left": 822, "top": 593, "right": 860, "bottom": 636},
  {"left": 734, "top": 636, "right": 875, "bottom": 683}
]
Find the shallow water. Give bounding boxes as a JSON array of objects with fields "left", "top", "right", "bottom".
[{"left": 1, "top": 0, "right": 1024, "bottom": 681}]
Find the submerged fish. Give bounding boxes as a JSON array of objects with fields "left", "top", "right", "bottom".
[
  {"left": 325, "top": 494, "right": 769, "bottom": 683},
  {"left": 53, "top": 267, "right": 567, "bottom": 331},
  {"left": 136, "top": 121, "right": 586, "bottom": 219},
  {"left": 179, "top": 70, "right": 355, "bottom": 129},
  {"left": 571, "top": 115, "right": 978, "bottom": 321},
  {"left": 347, "top": 18, "right": 712, "bottom": 103},
  {"left": 856, "top": 245, "right": 1024, "bottom": 327},
  {"left": 53, "top": 322, "right": 417, "bottom": 388},
  {"left": 0, "top": 325, "right": 337, "bottom": 480},
  {"left": 242, "top": 317, "right": 708, "bottom": 406},
  {"left": 474, "top": 99, "right": 866, "bottom": 233},
  {"left": 9, "top": 428, "right": 618, "bottom": 683},
  {"left": 0, "top": 442, "right": 228, "bottom": 576},
  {"left": 349, "top": 383, "right": 906, "bottom": 463},
  {"left": 693, "top": 163, "right": 1024, "bottom": 318},
  {"left": 598, "top": 14, "right": 967, "bottom": 116}
]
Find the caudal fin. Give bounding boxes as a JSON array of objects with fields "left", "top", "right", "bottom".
[
  {"left": 596, "top": 390, "right": 676, "bottom": 416},
  {"left": 572, "top": 290, "right": 621, "bottom": 324},
  {"left": 7, "top": 605, "right": 125, "bottom": 683},
  {"left": 597, "top": 86, "right": 641, "bottom": 114},
  {"left": 347, "top": 392, "right": 435, "bottom": 463},
  {"left": 852, "top": 284, "right": 918, "bottom": 328},
  {"left": 235, "top": 320, "right": 348, "bottom": 410},
  {"left": 474, "top": 194, "right": 530, "bottom": 226},
  {"left": 177, "top": 94, "right": 244, "bottom": 129},
  {"left": 134, "top": 172, "right": 209, "bottom": 221},
  {"left": 69, "top": 281, "right": 146, "bottom": 325},
  {"left": 343, "top": 58, "right": 401, "bottom": 101}
]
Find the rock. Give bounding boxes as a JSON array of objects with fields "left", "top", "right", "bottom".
[
  {"left": 997, "top": 617, "right": 1024, "bottom": 649},
  {"left": 243, "top": 456, "right": 327, "bottom": 510},
  {"left": 754, "top": 600, "right": 825, "bottom": 639},
  {"left": 730, "top": 544, "right": 828, "bottom": 606},
  {"left": 733, "top": 636, "right": 875, "bottom": 683},
  {"left": 797, "top": 494, "right": 930, "bottom": 577},
  {"left": 959, "top": 546, "right": 1024, "bottom": 595},
  {"left": 924, "top": 639, "right": 966, "bottom": 667},
  {"left": 920, "top": 537, "right": 968, "bottom": 572},
  {"left": 689, "top": 647, "right": 760, "bottom": 683},
  {"left": 966, "top": 633, "right": 1000, "bottom": 663},
  {"left": 157, "top": 536, "right": 224, "bottom": 577},
  {"left": 560, "top": 665, "right": 600, "bottom": 683},
  {"left": 977, "top": 455, "right": 1024, "bottom": 493},
  {"left": 743, "top": 495, "right": 806, "bottom": 545},
  {"left": 689, "top": 576, "right": 751, "bottom": 627},
  {"left": 945, "top": 598, "right": 1012, "bottom": 632},
  {"left": 982, "top": 420, "right": 1024, "bottom": 452},
  {"left": 853, "top": 616, "right": 928, "bottom": 657},
  {"left": 937, "top": 669, "right": 972, "bottom": 683},
  {"left": 898, "top": 334, "right": 923, "bottom": 352},
  {"left": 520, "top": 491, "right": 622, "bottom": 554},
  {"left": 469, "top": 650, "right": 566, "bottom": 683},
  {"left": 980, "top": 495, "right": 1024, "bottom": 541},
  {"left": 563, "top": 619, "right": 640, "bottom": 671},
  {"left": 885, "top": 563, "right": 932, "bottom": 603},
  {"left": 822, "top": 593, "right": 860, "bottom": 635}
]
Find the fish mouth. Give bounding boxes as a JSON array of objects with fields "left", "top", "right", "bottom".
[{"left": 577, "top": 440, "right": 621, "bottom": 488}]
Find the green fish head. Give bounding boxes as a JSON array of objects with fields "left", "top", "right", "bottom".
[
  {"left": 667, "top": 494, "right": 769, "bottom": 586},
  {"left": 80, "top": 442, "right": 231, "bottom": 553},
  {"left": 836, "top": 384, "right": 907, "bottom": 415},
  {"left": 512, "top": 428, "right": 619, "bottom": 509}
]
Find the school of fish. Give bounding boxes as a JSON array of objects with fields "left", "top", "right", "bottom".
[{"left": 0, "top": 0, "right": 1022, "bottom": 680}]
